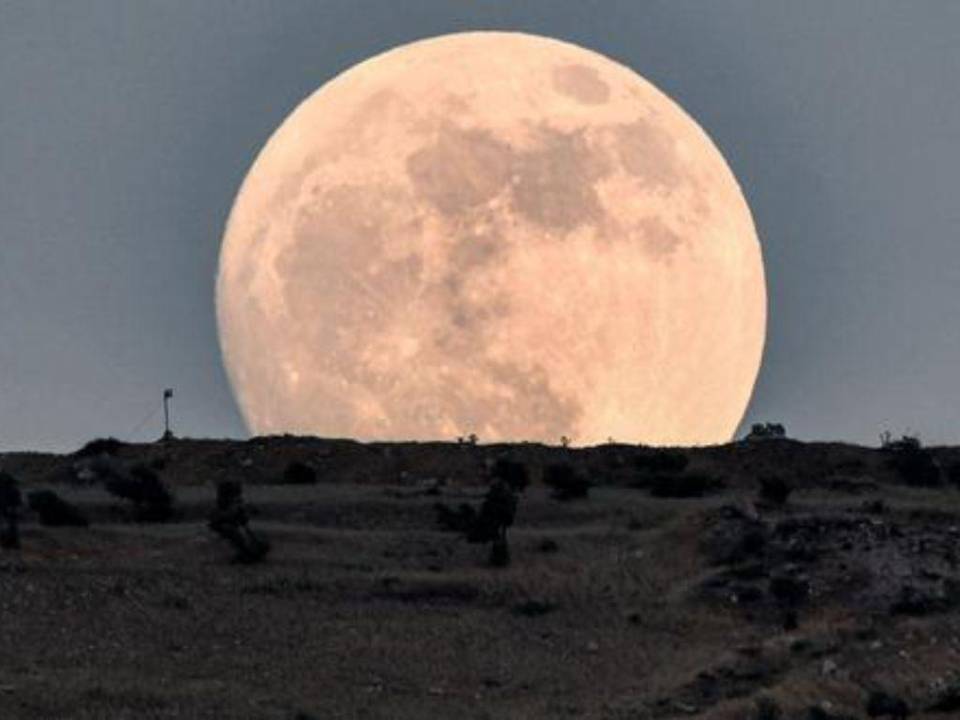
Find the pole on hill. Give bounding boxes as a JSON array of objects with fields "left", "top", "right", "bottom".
[{"left": 162, "top": 388, "right": 174, "bottom": 441}]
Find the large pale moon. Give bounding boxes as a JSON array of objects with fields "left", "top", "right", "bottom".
[{"left": 217, "top": 32, "right": 766, "bottom": 446}]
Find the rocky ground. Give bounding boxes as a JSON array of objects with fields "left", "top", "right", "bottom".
[{"left": 1, "top": 435, "right": 960, "bottom": 719}]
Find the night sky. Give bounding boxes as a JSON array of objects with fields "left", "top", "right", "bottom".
[{"left": 2, "top": 1, "right": 959, "bottom": 451}]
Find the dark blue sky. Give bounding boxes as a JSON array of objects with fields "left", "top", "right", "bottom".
[{"left": 2, "top": 1, "right": 959, "bottom": 451}]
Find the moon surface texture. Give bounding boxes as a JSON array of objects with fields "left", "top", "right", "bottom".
[{"left": 217, "top": 32, "right": 766, "bottom": 447}]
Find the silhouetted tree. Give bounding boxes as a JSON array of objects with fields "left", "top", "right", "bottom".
[
  {"left": 468, "top": 478, "right": 518, "bottom": 567},
  {"left": 746, "top": 423, "right": 787, "bottom": 441}
]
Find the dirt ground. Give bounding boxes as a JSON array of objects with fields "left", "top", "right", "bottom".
[{"left": 1, "top": 437, "right": 960, "bottom": 719}]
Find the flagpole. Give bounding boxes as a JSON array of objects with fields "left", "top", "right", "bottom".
[{"left": 163, "top": 388, "right": 173, "bottom": 440}]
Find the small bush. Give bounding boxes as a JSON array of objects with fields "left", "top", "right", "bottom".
[
  {"left": 746, "top": 423, "right": 787, "bottom": 441},
  {"left": 105, "top": 465, "right": 174, "bottom": 522},
  {"left": 209, "top": 480, "right": 270, "bottom": 564},
  {"left": 282, "top": 461, "right": 317, "bottom": 485},
  {"left": 543, "top": 463, "right": 589, "bottom": 501},
  {"left": 27, "top": 490, "right": 88, "bottom": 527},
  {"left": 75, "top": 437, "right": 126, "bottom": 459},
  {"left": 436, "top": 480, "right": 520, "bottom": 567},
  {"left": 886, "top": 443, "right": 941, "bottom": 487},
  {"left": 467, "top": 481, "right": 517, "bottom": 545}
]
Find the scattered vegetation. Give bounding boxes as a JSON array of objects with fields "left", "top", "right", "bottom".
[
  {"left": 746, "top": 422, "right": 787, "bottom": 441},
  {"left": 208, "top": 480, "right": 270, "bottom": 563},
  {"left": 105, "top": 465, "right": 175, "bottom": 522},
  {"left": 0, "top": 472, "right": 22, "bottom": 549},
  {"left": 882, "top": 433, "right": 941, "bottom": 486},
  {"left": 27, "top": 490, "right": 88, "bottom": 527},
  {"left": 542, "top": 462, "right": 590, "bottom": 501}
]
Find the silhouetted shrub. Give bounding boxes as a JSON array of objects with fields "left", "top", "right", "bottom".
[
  {"left": 282, "top": 461, "right": 317, "bottom": 485},
  {"left": 492, "top": 458, "right": 529, "bottom": 493},
  {"left": 0, "top": 472, "right": 22, "bottom": 549},
  {"left": 209, "top": 480, "right": 270, "bottom": 564},
  {"left": 758, "top": 476, "right": 793, "bottom": 506},
  {"left": 468, "top": 480, "right": 518, "bottom": 545},
  {"left": 543, "top": 463, "right": 589, "bottom": 501},
  {"left": 27, "top": 490, "right": 88, "bottom": 527},
  {"left": 633, "top": 450, "right": 689, "bottom": 475},
  {"left": 746, "top": 422, "right": 787, "bottom": 441},
  {"left": 649, "top": 473, "right": 724, "bottom": 498},
  {"left": 75, "top": 437, "right": 125, "bottom": 458},
  {"left": 436, "top": 479, "right": 520, "bottom": 567},
  {"left": 105, "top": 465, "right": 174, "bottom": 522},
  {"left": 885, "top": 442, "right": 941, "bottom": 487}
]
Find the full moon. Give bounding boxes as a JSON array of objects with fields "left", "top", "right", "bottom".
[{"left": 217, "top": 32, "right": 766, "bottom": 446}]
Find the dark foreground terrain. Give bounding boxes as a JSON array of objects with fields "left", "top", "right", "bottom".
[{"left": 2, "top": 435, "right": 960, "bottom": 719}]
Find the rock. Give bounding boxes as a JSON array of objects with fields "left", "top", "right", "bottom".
[{"left": 821, "top": 659, "right": 838, "bottom": 677}]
